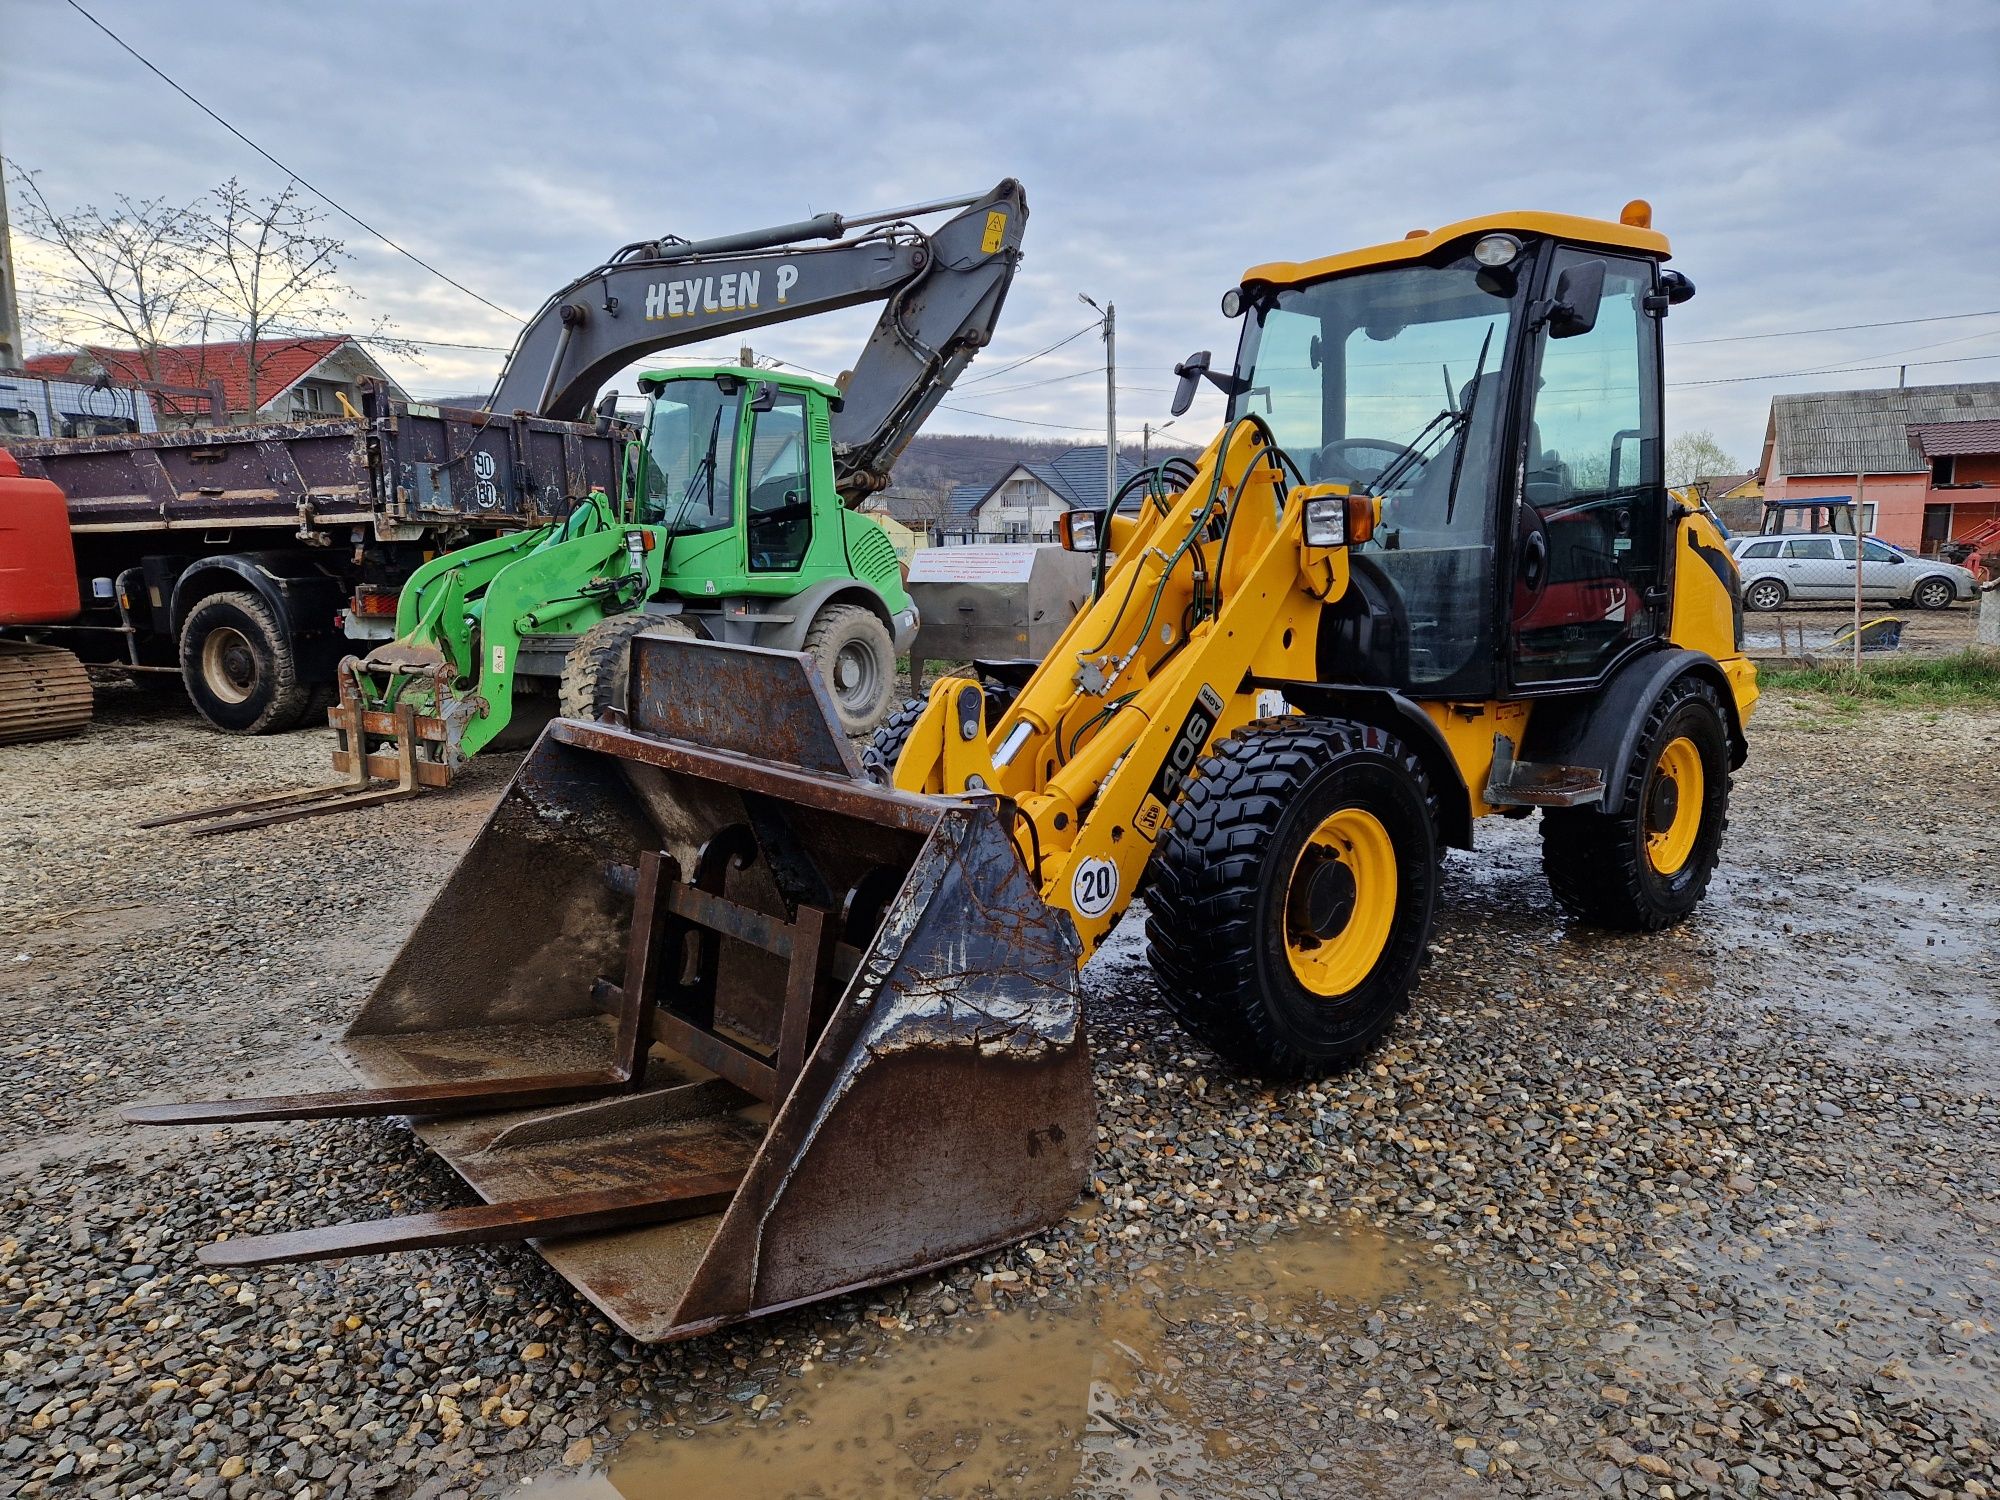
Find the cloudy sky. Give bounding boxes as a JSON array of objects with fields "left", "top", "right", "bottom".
[{"left": 5, "top": 0, "right": 1996, "bottom": 467}]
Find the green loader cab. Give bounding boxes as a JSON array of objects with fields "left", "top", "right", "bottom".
[{"left": 347, "top": 367, "right": 916, "bottom": 779}]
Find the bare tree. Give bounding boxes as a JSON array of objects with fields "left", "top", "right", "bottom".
[
  {"left": 13, "top": 168, "right": 417, "bottom": 414},
  {"left": 187, "top": 179, "right": 366, "bottom": 412},
  {"left": 1665, "top": 429, "right": 1743, "bottom": 489},
  {"left": 6, "top": 165, "right": 207, "bottom": 381}
]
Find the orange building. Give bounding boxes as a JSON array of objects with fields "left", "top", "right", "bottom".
[{"left": 1757, "top": 381, "right": 2000, "bottom": 553}]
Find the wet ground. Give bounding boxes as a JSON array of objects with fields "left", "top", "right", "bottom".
[{"left": 3, "top": 680, "right": 1998, "bottom": 1497}]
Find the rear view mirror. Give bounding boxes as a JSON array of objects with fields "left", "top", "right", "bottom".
[
  {"left": 594, "top": 390, "right": 621, "bottom": 435},
  {"left": 1548, "top": 260, "right": 1606, "bottom": 339},
  {"left": 1170, "top": 351, "right": 1212, "bottom": 417},
  {"left": 749, "top": 383, "right": 778, "bottom": 413}
]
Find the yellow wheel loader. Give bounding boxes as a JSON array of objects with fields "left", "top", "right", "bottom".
[{"left": 129, "top": 203, "right": 1753, "bottom": 1343}]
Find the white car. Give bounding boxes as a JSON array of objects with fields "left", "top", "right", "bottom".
[{"left": 1732, "top": 534, "right": 1974, "bottom": 611}]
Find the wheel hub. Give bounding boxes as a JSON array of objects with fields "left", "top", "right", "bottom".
[
  {"left": 201, "top": 626, "right": 258, "bottom": 705},
  {"left": 1646, "top": 775, "right": 1680, "bottom": 834},
  {"left": 1294, "top": 855, "right": 1358, "bottom": 940}
]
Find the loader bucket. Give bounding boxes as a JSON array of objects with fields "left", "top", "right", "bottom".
[{"left": 127, "top": 633, "right": 1092, "bottom": 1343}]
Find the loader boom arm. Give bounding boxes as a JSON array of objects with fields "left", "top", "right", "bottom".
[{"left": 489, "top": 180, "right": 1028, "bottom": 500}]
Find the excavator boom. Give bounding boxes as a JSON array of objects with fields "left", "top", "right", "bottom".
[{"left": 491, "top": 180, "right": 1028, "bottom": 499}]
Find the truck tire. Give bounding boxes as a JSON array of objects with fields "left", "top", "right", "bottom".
[
  {"left": 1539, "top": 673, "right": 1731, "bottom": 931},
  {"left": 178, "top": 590, "right": 312, "bottom": 735},
  {"left": 559, "top": 613, "right": 700, "bottom": 723},
  {"left": 861, "top": 696, "right": 930, "bottom": 786},
  {"left": 1145, "top": 716, "right": 1439, "bottom": 1079},
  {"left": 803, "top": 604, "right": 895, "bottom": 736}
]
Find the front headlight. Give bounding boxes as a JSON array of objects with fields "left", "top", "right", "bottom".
[{"left": 1303, "top": 496, "right": 1346, "bottom": 548}]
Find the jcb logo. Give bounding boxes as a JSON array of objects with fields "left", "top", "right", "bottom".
[{"left": 1149, "top": 684, "right": 1224, "bottom": 809}]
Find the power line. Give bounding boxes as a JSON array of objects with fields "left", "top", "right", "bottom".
[
  {"left": 1674, "top": 308, "right": 2000, "bottom": 347},
  {"left": 63, "top": 0, "right": 523, "bottom": 324},
  {"left": 966, "top": 365, "right": 1106, "bottom": 398},
  {"left": 936, "top": 402, "right": 1103, "bottom": 432},
  {"left": 1670, "top": 350, "right": 2000, "bottom": 389},
  {"left": 956, "top": 323, "right": 1099, "bottom": 386}
]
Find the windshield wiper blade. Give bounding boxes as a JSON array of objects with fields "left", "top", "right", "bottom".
[{"left": 1442, "top": 324, "right": 1494, "bottom": 525}]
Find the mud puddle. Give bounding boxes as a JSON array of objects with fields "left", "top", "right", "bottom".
[{"left": 511, "top": 1217, "right": 1476, "bottom": 1498}]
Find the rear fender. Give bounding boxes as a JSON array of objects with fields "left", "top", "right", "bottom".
[
  {"left": 1519, "top": 648, "right": 1744, "bottom": 814},
  {"left": 168, "top": 552, "right": 346, "bottom": 677},
  {"left": 750, "top": 579, "right": 898, "bottom": 654}
]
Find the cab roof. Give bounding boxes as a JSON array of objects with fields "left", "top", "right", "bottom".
[
  {"left": 637, "top": 365, "right": 841, "bottom": 401},
  {"left": 1242, "top": 207, "right": 1672, "bottom": 290}
]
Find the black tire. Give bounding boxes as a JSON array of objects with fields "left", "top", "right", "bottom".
[
  {"left": 1742, "top": 577, "right": 1787, "bottom": 612},
  {"left": 861, "top": 695, "right": 929, "bottom": 786},
  {"left": 802, "top": 604, "right": 896, "bottom": 736},
  {"left": 559, "top": 613, "right": 698, "bottom": 722},
  {"left": 1145, "top": 716, "right": 1439, "bottom": 1080},
  {"left": 177, "top": 590, "right": 312, "bottom": 735},
  {"left": 1911, "top": 575, "right": 1956, "bottom": 611},
  {"left": 1540, "top": 673, "right": 1731, "bottom": 932}
]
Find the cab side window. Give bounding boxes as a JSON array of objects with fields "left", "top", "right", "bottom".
[{"left": 746, "top": 391, "right": 813, "bottom": 572}]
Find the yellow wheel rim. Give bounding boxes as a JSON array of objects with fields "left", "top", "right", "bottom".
[
  {"left": 1284, "top": 807, "right": 1397, "bottom": 996},
  {"left": 1644, "top": 736, "right": 1705, "bottom": 875}
]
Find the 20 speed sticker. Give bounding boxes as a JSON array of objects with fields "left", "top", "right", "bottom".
[{"left": 1070, "top": 856, "right": 1119, "bottom": 918}]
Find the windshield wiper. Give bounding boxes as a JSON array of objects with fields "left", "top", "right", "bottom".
[
  {"left": 1442, "top": 324, "right": 1494, "bottom": 525},
  {"left": 663, "top": 408, "right": 726, "bottom": 540}
]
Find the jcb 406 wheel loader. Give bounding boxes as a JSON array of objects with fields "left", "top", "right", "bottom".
[{"left": 132, "top": 203, "right": 1754, "bottom": 1345}]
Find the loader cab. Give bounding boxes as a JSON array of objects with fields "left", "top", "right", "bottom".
[
  {"left": 629, "top": 366, "right": 846, "bottom": 590},
  {"left": 1226, "top": 210, "right": 1678, "bottom": 700}
]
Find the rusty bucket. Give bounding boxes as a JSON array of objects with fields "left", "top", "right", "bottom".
[{"left": 128, "top": 633, "right": 1093, "bottom": 1343}]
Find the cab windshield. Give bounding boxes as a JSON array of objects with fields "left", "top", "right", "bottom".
[
  {"left": 1231, "top": 253, "right": 1523, "bottom": 690},
  {"left": 638, "top": 380, "right": 739, "bottom": 534}
]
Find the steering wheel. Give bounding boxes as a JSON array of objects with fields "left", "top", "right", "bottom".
[{"left": 1311, "top": 437, "right": 1418, "bottom": 487}]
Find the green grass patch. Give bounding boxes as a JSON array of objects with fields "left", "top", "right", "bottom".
[{"left": 1760, "top": 649, "right": 2000, "bottom": 707}]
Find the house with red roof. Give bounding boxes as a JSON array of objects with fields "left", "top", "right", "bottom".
[{"left": 22, "top": 336, "right": 406, "bottom": 426}]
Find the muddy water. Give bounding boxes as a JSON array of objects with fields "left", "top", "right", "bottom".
[{"left": 511, "top": 1218, "right": 1469, "bottom": 1499}]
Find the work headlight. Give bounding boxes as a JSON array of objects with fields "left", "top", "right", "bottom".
[
  {"left": 1058, "top": 509, "right": 1099, "bottom": 553},
  {"left": 1473, "top": 233, "right": 1522, "bottom": 268},
  {"left": 1303, "top": 496, "right": 1346, "bottom": 548},
  {"left": 1220, "top": 287, "right": 1244, "bottom": 319}
]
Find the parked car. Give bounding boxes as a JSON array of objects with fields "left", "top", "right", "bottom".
[{"left": 1733, "top": 534, "right": 1975, "bottom": 611}]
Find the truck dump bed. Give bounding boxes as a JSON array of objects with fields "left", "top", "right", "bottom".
[{"left": 3, "top": 387, "right": 627, "bottom": 540}]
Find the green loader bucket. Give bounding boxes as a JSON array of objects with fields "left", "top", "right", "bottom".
[{"left": 127, "top": 633, "right": 1093, "bottom": 1343}]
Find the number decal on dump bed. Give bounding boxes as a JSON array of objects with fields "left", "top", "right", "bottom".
[{"left": 1135, "top": 684, "right": 1225, "bottom": 840}]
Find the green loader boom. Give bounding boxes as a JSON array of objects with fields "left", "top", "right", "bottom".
[{"left": 335, "top": 368, "right": 914, "bottom": 783}]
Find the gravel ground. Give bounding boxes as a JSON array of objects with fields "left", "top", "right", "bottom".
[{"left": 3, "top": 676, "right": 1997, "bottom": 1498}]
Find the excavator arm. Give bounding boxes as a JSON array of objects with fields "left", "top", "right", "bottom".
[{"left": 489, "top": 179, "right": 1027, "bottom": 500}]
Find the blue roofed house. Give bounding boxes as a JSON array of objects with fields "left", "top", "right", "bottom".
[{"left": 955, "top": 446, "right": 1139, "bottom": 541}]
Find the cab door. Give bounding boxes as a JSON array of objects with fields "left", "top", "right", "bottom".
[
  {"left": 743, "top": 387, "right": 815, "bottom": 576},
  {"left": 1510, "top": 249, "right": 1667, "bottom": 687}
]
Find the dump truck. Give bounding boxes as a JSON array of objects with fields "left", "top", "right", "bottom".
[
  {"left": 131, "top": 203, "right": 1754, "bottom": 1344},
  {"left": 143, "top": 182, "right": 1030, "bottom": 832}
]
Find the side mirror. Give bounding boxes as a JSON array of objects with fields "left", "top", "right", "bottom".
[
  {"left": 594, "top": 390, "right": 621, "bottom": 435},
  {"left": 1170, "top": 351, "right": 1212, "bottom": 417},
  {"left": 1547, "top": 259, "right": 1606, "bottom": 339},
  {"left": 749, "top": 383, "right": 778, "bottom": 413}
]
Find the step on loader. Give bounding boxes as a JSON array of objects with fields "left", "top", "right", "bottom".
[{"left": 133, "top": 203, "right": 1756, "bottom": 1342}]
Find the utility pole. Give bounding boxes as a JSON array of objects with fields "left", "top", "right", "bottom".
[
  {"left": 1852, "top": 473, "right": 1867, "bottom": 672},
  {"left": 1081, "top": 294, "right": 1115, "bottom": 510},
  {"left": 1102, "top": 303, "right": 1116, "bottom": 513},
  {"left": 1143, "top": 419, "right": 1174, "bottom": 465},
  {"left": 0, "top": 135, "right": 23, "bottom": 371}
]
